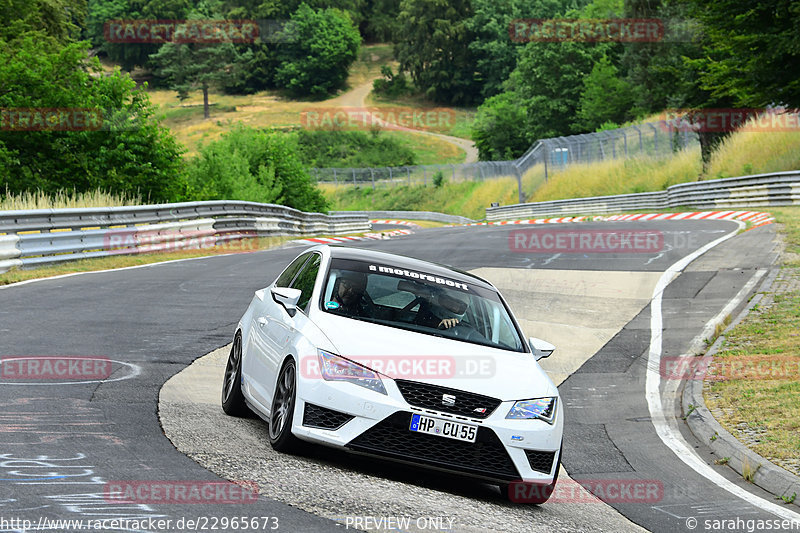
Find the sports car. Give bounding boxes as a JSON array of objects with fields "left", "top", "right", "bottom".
[{"left": 222, "top": 245, "right": 563, "bottom": 502}]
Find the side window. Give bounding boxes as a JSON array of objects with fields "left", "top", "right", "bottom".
[
  {"left": 275, "top": 253, "right": 311, "bottom": 287},
  {"left": 291, "top": 254, "right": 322, "bottom": 313}
]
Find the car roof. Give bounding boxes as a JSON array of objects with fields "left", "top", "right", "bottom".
[{"left": 323, "top": 245, "right": 496, "bottom": 291}]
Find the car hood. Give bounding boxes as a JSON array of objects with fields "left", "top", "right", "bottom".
[{"left": 312, "top": 313, "right": 557, "bottom": 402}]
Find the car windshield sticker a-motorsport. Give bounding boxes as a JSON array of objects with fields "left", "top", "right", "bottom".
[
  {"left": 367, "top": 264, "right": 470, "bottom": 291},
  {"left": 325, "top": 301, "right": 340, "bottom": 309}
]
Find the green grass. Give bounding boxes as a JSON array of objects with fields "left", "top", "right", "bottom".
[
  {"left": 704, "top": 206, "right": 800, "bottom": 472},
  {"left": 707, "top": 129, "right": 800, "bottom": 179},
  {"left": 527, "top": 147, "right": 703, "bottom": 202},
  {"left": 383, "top": 131, "right": 465, "bottom": 165},
  {"left": 322, "top": 170, "right": 545, "bottom": 220},
  {"left": 146, "top": 43, "right": 472, "bottom": 163}
]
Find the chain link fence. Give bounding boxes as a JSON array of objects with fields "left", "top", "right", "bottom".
[{"left": 313, "top": 121, "right": 699, "bottom": 201}]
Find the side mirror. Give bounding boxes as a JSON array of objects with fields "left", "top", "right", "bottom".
[
  {"left": 270, "top": 286, "right": 302, "bottom": 317},
  {"left": 529, "top": 337, "right": 555, "bottom": 361}
]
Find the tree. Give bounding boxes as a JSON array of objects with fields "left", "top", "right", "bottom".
[
  {"left": 394, "top": 0, "right": 478, "bottom": 105},
  {"left": 186, "top": 126, "right": 329, "bottom": 212},
  {"left": 274, "top": 3, "right": 361, "bottom": 98},
  {"left": 466, "top": 0, "right": 564, "bottom": 100},
  {"left": 685, "top": 0, "right": 800, "bottom": 108},
  {"left": 86, "top": 0, "right": 192, "bottom": 71},
  {"left": 1, "top": 0, "right": 85, "bottom": 44},
  {"left": 0, "top": 35, "right": 186, "bottom": 201},
  {"left": 471, "top": 91, "right": 531, "bottom": 160},
  {"left": 576, "top": 54, "right": 634, "bottom": 131},
  {"left": 362, "top": 0, "right": 401, "bottom": 42},
  {"left": 150, "top": 37, "right": 251, "bottom": 118}
]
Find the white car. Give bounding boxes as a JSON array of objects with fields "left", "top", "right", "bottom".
[{"left": 222, "top": 245, "right": 563, "bottom": 502}]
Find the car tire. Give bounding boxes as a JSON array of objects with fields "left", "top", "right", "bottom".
[
  {"left": 222, "top": 333, "right": 250, "bottom": 417},
  {"left": 500, "top": 445, "right": 562, "bottom": 504},
  {"left": 268, "top": 358, "right": 302, "bottom": 453}
]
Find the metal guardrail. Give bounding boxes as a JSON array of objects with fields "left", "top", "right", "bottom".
[
  {"left": 0, "top": 201, "right": 370, "bottom": 273},
  {"left": 330, "top": 210, "right": 474, "bottom": 224},
  {"left": 485, "top": 171, "right": 800, "bottom": 220}
]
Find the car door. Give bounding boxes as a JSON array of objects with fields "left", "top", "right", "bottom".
[
  {"left": 252, "top": 253, "right": 322, "bottom": 409},
  {"left": 245, "top": 252, "right": 313, "bottom": 408}
]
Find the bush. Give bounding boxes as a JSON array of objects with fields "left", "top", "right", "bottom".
[
  {"left": 294, "top": 129, "right": 416, "bottom": 168},
  {"left": 275, "top": 4, "right": 361, "bottom": 98},
  {"left": 0, "top": 36, "right": 186, "bottom": 202},
  {"left": 432, "top": 171, "right": 445, "bottom": 187},
  {"left": 186, "top": 125, "right": 328, "bottom": 212},
  {"left": 372, "top": 66, "right": 412, "bottom": 99}
]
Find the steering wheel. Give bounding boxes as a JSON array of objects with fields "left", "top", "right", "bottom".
[{"left": 447, "top": 321, "right": 485, "bottom": 342}]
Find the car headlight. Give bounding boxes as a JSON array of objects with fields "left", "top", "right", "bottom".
[
  {"left": 317, "top": 349, "right": 387, "bottom": 395},
  {"left": 506, "top": 397, "right": 557, "bottom": 424}
]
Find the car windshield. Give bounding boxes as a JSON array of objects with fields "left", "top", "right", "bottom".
[{"left": 319, "top": 258, "right": 526, "bottom": 352}]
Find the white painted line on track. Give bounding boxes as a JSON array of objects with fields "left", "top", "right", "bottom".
[{"left": 645, "top": 221, "right": 800, "bottom": 522}]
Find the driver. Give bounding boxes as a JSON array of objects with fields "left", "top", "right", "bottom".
[
  {"left": 416, "top": 289, "right": 469, "bottom": 330},
  {"left": 331, "top": 271, "right": 372, "bottom": 317}
]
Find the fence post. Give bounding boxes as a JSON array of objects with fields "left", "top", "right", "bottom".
[
  {"left": 423, "top": 166, "right": 426, "bottom": 186},
  {"left": 333, "top": 168, "right": 337, "bottom": 185},
  {"left": 543, "top": 141, "right": 549, "bottom": 181},
  {"left": 352, "top": 168, "right": 356, "bottom": 186},
  {"left": 451, "top": 164, "right": 456, "bottom": 182},
  {"left": 370, "top": 168, "right": 375, "bottom": 190},
  {"left": 514, "top": 166, "right": 524, "bottom": 203},
  {"left": 407, "top": 167, "right": 411, "bottom": 185}
]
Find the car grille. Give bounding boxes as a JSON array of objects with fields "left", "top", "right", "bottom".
[
  {"left": 302, "top": 403, "right": 354, "bottom": 430},
  {"left": 524, "top": 449, "right": 557, "bottom": 474},
  {"left": 394, "top": 380, "right": 502, "bottom": 419},
  {"left": 347, "top": 412, "right": 521, "bottom": 481}
]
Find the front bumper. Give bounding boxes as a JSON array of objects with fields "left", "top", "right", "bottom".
[{"left": 291, "top": 374, "right": 563, "bottom": 484}]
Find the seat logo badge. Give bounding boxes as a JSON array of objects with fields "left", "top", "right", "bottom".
[{"left": 442, "top": 394, "right": 456, "bottom": 407}]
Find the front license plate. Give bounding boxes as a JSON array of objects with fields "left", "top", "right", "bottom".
[{"left": 409, "top": 414, "right": 477, "bottom": 443}]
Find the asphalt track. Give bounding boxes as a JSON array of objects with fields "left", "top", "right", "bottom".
[{"left": 0, "top": 220, "right": 793, "bottom": 532}]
